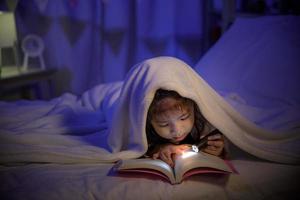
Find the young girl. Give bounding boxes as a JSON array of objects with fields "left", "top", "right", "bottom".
[{"left": 146, "top": 89, "right": 225, "bottom": 167}]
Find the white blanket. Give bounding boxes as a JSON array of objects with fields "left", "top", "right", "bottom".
[
  {"left": 107, "top": 57, "right": 300, "bottom": 164},
  {"left": 0, "top": 57, "right": 299, "bottom": 165}
]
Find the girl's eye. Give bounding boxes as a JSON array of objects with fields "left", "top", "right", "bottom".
[
  {"left": 158, "top": 123, "right": 168, "bottom": 127},
  {"left": 180, "top": 115, "right": 190, "bottom": 121}
]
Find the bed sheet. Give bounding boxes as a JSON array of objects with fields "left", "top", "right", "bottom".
[
  {"left": 1, "top": 145, "right": 299, "bottom": 200},
  {"left": 0, "top": 72, "right": 299, "bottom": 200}
]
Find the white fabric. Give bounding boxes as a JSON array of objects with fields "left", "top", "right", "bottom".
[
  {"left": 0, "top": 57, "right": 299, "bottom": 165},
  {"left": 0, "top": 83, "right": 122, "bottom": 164},
  {"left": 107, "top": 56, "right": 300, "bottom": 164}
]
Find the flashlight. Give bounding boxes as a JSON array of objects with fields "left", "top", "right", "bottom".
[{"left": 191, "top": 129, "right": 220, "bottom": 153}]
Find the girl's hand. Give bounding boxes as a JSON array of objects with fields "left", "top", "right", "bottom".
[
  {"left": 202, "top": 133, "right": 224, "bottom": 156},
  {"left": 152, "top": 144, "right": 190, "bottom": 167}
]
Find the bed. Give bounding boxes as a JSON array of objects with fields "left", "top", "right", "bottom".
[{"left": 1, "top": 15, "right": 300, "bottom": 200}]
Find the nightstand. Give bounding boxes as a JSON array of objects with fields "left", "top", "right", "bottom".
[{"left": 0, "top": 66, "right": 57, "bottom": 100}]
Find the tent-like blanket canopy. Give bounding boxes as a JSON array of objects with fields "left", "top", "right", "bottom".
[{"left": 0, "top": 57, "right": 299, "bottom": 165}]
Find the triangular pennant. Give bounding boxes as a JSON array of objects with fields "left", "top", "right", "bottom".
[
  {"left": 143, "top": 37, "right": 168, "bottom": 56},
  {"left": 60, "top": 16, "right": 86, "bottom": 46},
  {"left": 34, "top": 0, "right": 49, "bottom": 12},
  {"left": 104, "top": 29, "right": 125, "bottom": 55},
  {"left": 5, "top": 0, "right": 19, "bottom": 11},
  {"left": 21, "top": 12, "right": 52, "bottom": 37},
  {"left": 176, "top": 36, "right": 203, "bottom": 63},
  {"left": 68, "top": 0, "right": 78, "bottom": 8}
]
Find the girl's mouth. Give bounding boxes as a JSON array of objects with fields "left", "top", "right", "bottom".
[{"left": 172, "top": 134, "right": 186, "bottom": 142}]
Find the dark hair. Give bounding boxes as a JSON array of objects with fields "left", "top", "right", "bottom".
[{"left": 146, "top": 89, "right": 206, "bottom": 151}]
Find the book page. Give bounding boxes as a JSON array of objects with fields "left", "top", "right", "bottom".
[
  {"left": 116, "top": 158, "right": 176, "bottom": 184},
  {"left": 174, "top": 151, "right": 233, "bottom": 182}
]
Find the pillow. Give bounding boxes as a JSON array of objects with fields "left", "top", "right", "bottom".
[{"left": 195, "top": 15, "right": 300, "bottom": 108}]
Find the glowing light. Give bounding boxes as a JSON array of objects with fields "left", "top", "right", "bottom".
[
  {"left": 181, "top": 151, "right": 197, "bottom": 159},
  {"left": 191, "top": 145, "right": 199, "bottom": 153}
]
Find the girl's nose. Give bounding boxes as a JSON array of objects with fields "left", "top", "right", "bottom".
[{"left": 170, "top": 123, "right": 180, "bottom": 136}]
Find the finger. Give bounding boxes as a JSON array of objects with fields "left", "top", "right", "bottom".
[
  {"left": 160, "top": 152, "right": 174, "bottom": 167},
  {"left": 152, "top": 153, "right": 159, "bottom": 159},
  {"left": 207, "top": 140, "right": 224, "bottom": 148},
  {"left": 179, "top": 145, "right": 191, "bottom": 151},
  {"left": 208, "top": 144, "right": 224, "bottom": 155},
  {"left": 203, "top": 146, "right": 223, "bottom": 156},
  {"left": 174, "top": 148, "right": 183, "bottom": 155},
  {"left": 208, "top": 134, "right": 222, "bottom": 140},
  {"left": 206, "top": 145, "right": 218, "bottom": 151},
  {"left": 203, "top": 148, "right": 219, "bottom": 156},
  {"left": 176, "top": 146, "right": 189, "bottom": 154},
  {"left": 171, "top": 153, "right": 177, "bottom": 164}
]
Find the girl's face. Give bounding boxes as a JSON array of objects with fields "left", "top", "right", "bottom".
[{"left": 150, "top": 97, "right": 194, "bottom": 144}]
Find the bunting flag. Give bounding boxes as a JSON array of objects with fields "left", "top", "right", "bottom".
[
  {"left": 104, "top": 29, "right": 126, "bottom": 55},
  {"left": 101, "top": 0, "right": 110, "bottom": 4},
  {"left": 69, "top": 0, "right": 78, "bottom": 8},
  {"left": 33, "top": 0, "right": 49, "bottom": 13},
  {"left": 5, "top": 0, "right": 19, "bottom": 11},
  {"left": 176, "top": 36, "right": 203, "bottom": 62},
  {"left": 21, "top": 12, "right": 52, "bottom": 37},
  {"left": 143, "top": 37, "right": 168, "bottom": 56},
  {"left": 60, "top": 16, "right": 86, "bottom": 46}
]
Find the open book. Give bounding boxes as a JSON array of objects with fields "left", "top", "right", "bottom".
[{"left": 114, "top": 151, "right": 235, "bottom": 184}]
